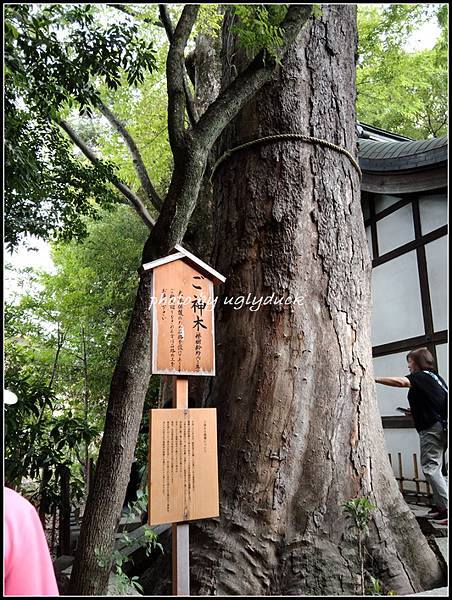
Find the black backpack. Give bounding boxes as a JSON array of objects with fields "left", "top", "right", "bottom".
[{"left": 423, "top": 370, "right": 448, "bottom": 431}]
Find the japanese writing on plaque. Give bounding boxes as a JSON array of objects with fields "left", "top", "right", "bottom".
[
  {"left": 192, "top": 275, "right": 207, "bottom": 372},
  {"left": 149, "top": 409, "right": 219, "bottom": 525},
  {"left": 161, "top": 288, "right": 167, "bottom": 321},
  {"left": 169, "top": 289, "right": 176, "bottom": 370},
  {"left": 162, "top": 417, "right": 194, "bottom": 514},
  {"left": 177, "top": 290, "right": 184, "bottom": 371},
  {"left": 152, "top": 260, "right": 215, "bottom": 375}
]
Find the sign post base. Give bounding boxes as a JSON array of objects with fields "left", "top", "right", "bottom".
[
  {"left": 172, "top": 522, "right": 189, "bottom": 596},
  {"left": 172, "top": 377, "right": 190, "bottom": 596}
]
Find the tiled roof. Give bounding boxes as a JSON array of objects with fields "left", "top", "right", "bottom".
[{"left": 358, "top": 135, "right": 447, "bottom": 172}]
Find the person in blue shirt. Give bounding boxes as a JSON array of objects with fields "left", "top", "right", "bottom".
[{"left": 375, "top": 347, "right": 448, "bottom": 525}]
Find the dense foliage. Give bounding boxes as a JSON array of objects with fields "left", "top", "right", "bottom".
[
  {"left": 5, "top": 205, "right": 160, "bottom": 499},
  {"left": 357, "top": 3, "right": 448, "bottom": 138},
  {"left": 4, "top": 4, "right": 157, "bottom": 250},
  {"left": 5, "top": 4, "right": 447, "bottom": 253}
]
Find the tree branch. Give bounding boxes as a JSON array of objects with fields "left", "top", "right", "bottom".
[
  {"left": 195, "top": 5, "right": 313, "bottom": 150},
  {"left": 106, "top": 4, "right": 135, "bottom": 17},
  {"left": 57, "top": 119, "right": 155, "bottom": 230},
  {"left": 163, "top": 4, "right": 199, "bottom": 156},
  {"left": 106, "top": 4, "right": 163, "bottom": 28},
  {"left": 158, "top": 4, "right": 174, "bottom": 40},
  {"left": 145, "top": 6, "right": 313, "bottom": 258},
  {"left": 97, "top": 100, "right": 163, "bottom": 211},
  {"left": 433, "top": 115, "right": 447, "bottom": 136},
  {"left": 159, "top": 5, "right": 198, "bottom": 128},
  {"left": 49, "top": 325, "right": 66, "bottom": 390}
]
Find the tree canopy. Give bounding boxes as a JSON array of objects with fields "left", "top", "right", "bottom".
[
  {"left": 5, "top": 3, "right": 447, "bottom": 252},
  {"left": 356, "top": 3, "right": 448, "bottom": 138},
  {"left": 4, "top": 4, "right": 157, "bottom": 250}
]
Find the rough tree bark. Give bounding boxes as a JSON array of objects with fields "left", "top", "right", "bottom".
[
  {"left": 184, "top": 30, "right": 222, "bottom": 263},
  {"left": 184, "top": 5, "right": 444, "bottom": 596},
  {"left": 69, "top": 6, "right": 312, "bottom": 595},
  {"left": 186, "top": 28, "right": 222, "bottom": 408}
]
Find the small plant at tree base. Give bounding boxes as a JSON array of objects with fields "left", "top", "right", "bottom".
[
  {"left": 113, "top": 568, "right": 144, "bottom": 595},
  {"left": 95, "top": 544, "right": 145, "bottom": 595},
  {"left": 368, "top": 575, "right": 383, "bottom": 595},
  {"left": 312, "top": 4, "right": 323, "bottom": 20},
  {"left": 367, "top": 575, "right": 397, "bottom": 596},
  {"left": 125, "top": 489, "right": 164, "bottom": 555},
  {"left": 343, "top": 497, "right": 376, "bottom": 595},
  {"left": 94, "top": 488, "right": 163, "bottom": 594}
]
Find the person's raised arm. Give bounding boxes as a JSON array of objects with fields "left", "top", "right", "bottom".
[{"left": 375, "top": 376, "right": 411, "bottom": 388}]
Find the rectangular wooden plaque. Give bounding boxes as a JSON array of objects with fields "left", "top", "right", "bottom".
[
  {"left": 151, "top": 260, "right": 215, "bottom": 375},
  {"left": 148, "top": 408, "right": 219, "bottom": 525}
]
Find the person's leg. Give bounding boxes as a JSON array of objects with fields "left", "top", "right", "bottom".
[{"left": 419, "top": 422, "right": 448, "bottom": 513}]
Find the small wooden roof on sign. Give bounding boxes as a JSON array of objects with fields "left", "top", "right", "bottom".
[{"left": 139, "top": 244, "right": 226, "bottom": 285}]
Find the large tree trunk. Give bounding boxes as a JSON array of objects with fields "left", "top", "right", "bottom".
[
  {"left": 184, "top": 30, "right": 221, "bottom": 264},
  {"left": 186, "top": 28, "right": 222, "bottom": 409},
  {"left": 185, "top": 5, "right": 444, "bottom": 596},
  {"left": 38, "top": 466, "right": 51, "bottom": 528}
]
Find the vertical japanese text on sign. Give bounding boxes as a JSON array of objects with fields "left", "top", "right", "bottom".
[
  {"left": 149, "top": 408, "right": 219, "bottom": 525},
  {"left": 152, "top": 260, "right": 215, "bottom": 375}
]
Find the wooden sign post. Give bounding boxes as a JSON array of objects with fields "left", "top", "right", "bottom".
[
  {"left": 141, "top": 247, "right": 225, "bottom": 596},
  {"left": 173, "top": 377, "right": 189, "bottom": 597}
]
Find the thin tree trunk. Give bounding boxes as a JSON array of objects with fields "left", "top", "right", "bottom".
[
  {"left": 49, "top": 322, "right": 65, "bottom": 390},
  {"left": 38, "top": 466, "right": 51, "bottom": 529},
  {"left": 58, "top": 464, "right": 71, "bottom": 557},
  {"left": 51, "top": 505, "right": 57, "bottom": 556},
  {"left": 88, "top": 457, "right": 95, "bottom": 495},
  {"left": 69, "top": 173, "right": 210, "bottom": 594},
  {"left": 184, "top": 5, "right": 444, "bottom": 596},
  {"left": 81, "top": 327, "right": 90, "bottom": 499},
  {"left": 34, "top": 323, "right": 64, "bottom": 432},
  {"left": 158, "top": 375, "right": 173, "bottom": 408}
]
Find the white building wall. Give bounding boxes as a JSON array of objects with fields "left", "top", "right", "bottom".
[{"left": 367, "top": 190, "right": 448, "bottom": 500}]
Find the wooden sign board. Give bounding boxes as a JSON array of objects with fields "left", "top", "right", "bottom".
[
  {"left": 152, "top": 259, "right": 215, "bottom": 375},
  {"left": 148, "top": 408, "right": 219, "bottom": 525}
]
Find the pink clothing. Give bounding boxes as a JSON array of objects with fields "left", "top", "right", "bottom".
[{"left": 4, "top": 487, "right": 59, "bottom": 596}]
